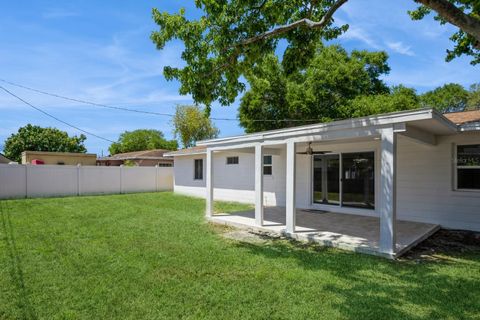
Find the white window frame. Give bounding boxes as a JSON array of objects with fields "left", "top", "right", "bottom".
[
  {"left": 453, "top": 143, "right": 480, "bottom": 192},
  {"left": 226, "top": 156, "right": 239, "bottom": 165},
  {"left": 310, "top": 148, "right": 378, "bottom": 216},
  {"left": 263, "top": 155, "right": 273, "bottom": 176},
  {"left": 194, "top": 158, "right": 203, "bottom": 180}
]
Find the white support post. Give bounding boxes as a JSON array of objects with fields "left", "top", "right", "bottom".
[
  {"left": 255, "top": 144, "right": 264, "bottom": 226},
  {"left": 206, "top": 149, "right": 214, "bottom": 217},
  {"left": 379, "top": 127, "right": 397, "bottom": 255},
  {"left": 285, "top": 140, "right": 296, "bottom": 234},
  {"left": 77, "top": 164, "right": 81, "bottom": 196}
]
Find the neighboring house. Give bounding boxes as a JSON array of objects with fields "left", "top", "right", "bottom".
[
  {"left": 166, "top": 108, "right": 480, "bottom": 258},
  {"left": 21, "top": 151, "right": 97, "bottom": 165},
  {"left": 97, "top": 149, "right": 174, "bottom": 167},
  {"left": 0, "top": 153, "right": 12, "bottom": 163}
]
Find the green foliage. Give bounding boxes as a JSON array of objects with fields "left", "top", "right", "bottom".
[
  {"left": 408, "top": 0, "right": 480, "bottom": 65},
  {"left": 151, "top": 1, "right": 348, "bottom": 108},
  {"left": 3, "top": 124, "right": 87, "bottom": 163},
  {"left": 467, "top": 83, "right": 480, "bottom": 110},
  {"left": 339, "top": 86, "right": 420, "bottom": 118},
  {"left": 239, "top": 45, "right": 391, "bottom": 132},
  {"left": 109, "top": 129, "right": 178, "bottom": 155},
  {"left": 420, "top": 83, "right": 470, "bottom": 112},
  {"left": 172, "top": 105, "right": 219, "bottom": 148}
]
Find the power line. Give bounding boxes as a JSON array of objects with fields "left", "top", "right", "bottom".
[
  {"left": 0, "top": 85, "right": 115, "bottom": 143},
  {"left": 0, "top": 78, "right": 324, "bottom": 123}
]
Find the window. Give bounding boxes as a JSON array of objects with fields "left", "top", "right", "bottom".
[
  {"left": 194, "top": 159, "right": 203, "bottom": 180},
  {"left": 263, "top": 155, "right": 272, "bottom": 175},
  {"left": 226, "top": 156, "right": 239, "bottom": 165},
  {"left": 157, "top": 163, "right": 173, "bottom": 167},
  {"left": 456, "top": 144, "right": 480, "bottom": 190}
]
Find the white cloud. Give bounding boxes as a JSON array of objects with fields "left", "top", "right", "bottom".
[
  {"left": 42, "top": 9, "right": 80, "bottom": 19},
  {"left": 385, "top": 41, "right": 415, "bottom": 56}
]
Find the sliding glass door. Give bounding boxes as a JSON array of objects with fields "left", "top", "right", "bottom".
[
  {"left": 313, "top": 155, "right": 340, "bottom": 205},
  {"left": 313, "top": 152, "right": 375, "bottom": 209},
  {"left": 342, "top": 152, "right": 375, "bottom": 209}
]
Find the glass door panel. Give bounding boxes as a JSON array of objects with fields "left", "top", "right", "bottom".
[
  {"left": 313, "top": 155, "right": 340, "bottom": 205},
  {"left": 341, "top": 152, "right": 375, "bottom": 209}
]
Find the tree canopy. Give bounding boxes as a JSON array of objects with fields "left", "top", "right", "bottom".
[
  {"left": 172, "top": 105, "right": 220, "bottom": 148},
  {"left": 239, "top": 45, "right": 393, "bottom": 132},
  {"left": 3, "top": 124, "right": 87, "bottom": 163},
  {"left": 151, "top": 0, "right": 480, "bottom": 107},
  {"left": 109, "top": 129, "right": 178, "bottom": 155},
  {"left": 419, "top": 83, "right": 470, "bottom": 112}
]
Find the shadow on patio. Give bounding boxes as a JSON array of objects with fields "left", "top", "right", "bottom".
[{"left": 211, "top": 206, "right": 440, "bottom": 258}]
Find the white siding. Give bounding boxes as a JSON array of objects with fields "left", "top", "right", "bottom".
[
  {"left": 173, "top": 151, "right": 287, "bottom": 205},
  {"left": 397, "top": 132, "right": 480, "bottom": 231},
  {"left": 173, "top": 132, "right": 480, "bottom": 231}
]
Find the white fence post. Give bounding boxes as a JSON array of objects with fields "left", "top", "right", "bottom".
[
  {"left": 25, "top": 165, "right": 29, "bottom": 198},
  {"left": 155, "top": 165, "right": 159, "bottom": 192},
  {"left": 77, "top": 164, "right": 81, "bottom": 196},
  {"left": 119, "top": 165, "right": 124, "bottom": 194}
]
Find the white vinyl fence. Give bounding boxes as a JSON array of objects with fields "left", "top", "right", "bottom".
[{"left": 0, "top": 164, "right": 173, "bottom": 199}]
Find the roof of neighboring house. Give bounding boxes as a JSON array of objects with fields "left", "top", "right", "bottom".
[
  {"left": 97, "top": 149, "right": 174, "bottom": 161},
  {"left": 164, "top": 146, "right": 206, "bottom": 157},
  {"left": 21, "top": 151, "right": 97, "bottom": 157},
  {"left": 443, "top": 110, "right": 480, "bottom": 125},
  {"left": 0, "top": 153, "right": 12, "bottom": 163}
]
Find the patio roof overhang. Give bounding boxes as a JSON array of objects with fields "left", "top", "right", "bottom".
[{"left": 197, "top": 108, "right": 458, "bottom": 151}]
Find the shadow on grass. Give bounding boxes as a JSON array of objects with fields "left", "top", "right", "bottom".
[
  {"left": 0, "top": 201, "right": 37, "bottom": 320},
  {"left": 233, "top": 237, "right": 480, "bottom": 319}
]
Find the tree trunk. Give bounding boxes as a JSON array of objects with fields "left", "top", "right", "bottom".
[{"left": 416, "top": 0, "right": 480, "bottom": 47}]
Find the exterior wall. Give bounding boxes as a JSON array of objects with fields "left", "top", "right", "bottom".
[
  {"left": 173, "top": 150, "right": 286, "bottom": 206},
  {"left": 0, "top": 164, "right": 173, "bottom": 199},
  {"left": 22, "top": 151, "right": 97, "bottom": 165},
  {"left": 173, "top": 132, "right": 480, "bottom": 231},
  {"left": 397, "top": 131, "right": 480, "bottom": 231}
]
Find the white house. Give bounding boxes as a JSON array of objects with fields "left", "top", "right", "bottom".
[{"left": 166, "top": 108, "right": 480, "bottom": 258}]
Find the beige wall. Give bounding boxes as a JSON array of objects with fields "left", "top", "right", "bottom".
[{"left": 22, "top": 151, "right": 97, "bottom": 165}]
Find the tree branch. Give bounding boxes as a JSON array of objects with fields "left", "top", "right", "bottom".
[
  {"left": 415, "top": 0, "right": 480, "bottom": 48},
  {"left": 241, "top": 0, "right": 348, "bottom": 46}
]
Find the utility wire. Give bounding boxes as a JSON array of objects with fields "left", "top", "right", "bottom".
[
  {"left": 0, "top": 85, "right": 115, "bottom": 143},
  {"left": 0, "top": 78, "right": 323, "bottom": 123}
]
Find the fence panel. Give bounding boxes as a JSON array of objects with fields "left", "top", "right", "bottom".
[
  {"left": 0, "top": 164, "right": 173, "bottom": 199},
  {"left": 79, "top": 166, "right": 121, "bottom": 195},
  {"left": 0, "top": 164, "right": 26, "bottom": 198},
  {"left": 26, "top": 165, "right": 78, "bottom": 198},
  {"left": 121, "top": 166, "right": 157, "bottom": 193}
]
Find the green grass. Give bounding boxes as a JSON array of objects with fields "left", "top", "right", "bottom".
[{"left": 1, "top": 192, "right": 479, "bottom": 319}]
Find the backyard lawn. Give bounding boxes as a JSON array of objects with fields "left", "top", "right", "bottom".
[{"left": 1, "top": 192, "right": 479, "bottom": 319}]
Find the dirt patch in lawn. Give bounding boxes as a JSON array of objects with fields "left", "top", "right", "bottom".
[{"left": 402, "top": 229, "right": 480, "bottom": 262}]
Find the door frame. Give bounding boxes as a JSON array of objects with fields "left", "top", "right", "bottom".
[{"left": 310, "top": 148, "right": 379, "bottom": 217}]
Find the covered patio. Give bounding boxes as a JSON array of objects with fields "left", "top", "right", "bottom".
[
  {"left": 199, "top": 109, "right": 457, "bottom": 258},
  {"left": 209, "top": 207, "right": 440, "bottom": 258}
]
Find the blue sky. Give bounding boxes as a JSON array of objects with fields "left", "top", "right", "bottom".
[{"left": 0, "top": 0, "right": 478, "bottom": 155}]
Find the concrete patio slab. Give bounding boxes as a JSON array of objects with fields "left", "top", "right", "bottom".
[{"left": 209, "top": 207, "right": 440, "bottom": 259}]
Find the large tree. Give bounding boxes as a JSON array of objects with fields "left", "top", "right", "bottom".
[
  {"left": 4, "top": 124, "right": 87, "bottom": 163},
  {"left": 172, "top": 105, "right": 219, "bottom": 148},
  {"left": 420, "top": 83, "right": 470, "bottom": 112},
  {"left": 339, "top": 86, "right": 420, "bottom": 118},
  {"left": 109, "top": 129, "right": 178, "bottom": 155},
  {"left": 151, "top": 0, "right": 480, "bottom": 107},
  {"left": 239, "top": 45, "right": 390, "bottom": 132},
  {"left": 467, "top": 83, "right": 480, "bottom": 110}
]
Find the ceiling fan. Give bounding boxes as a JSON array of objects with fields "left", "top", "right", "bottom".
[{"left": 296, "top": 142, "right": 331, "bottom": 155}]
